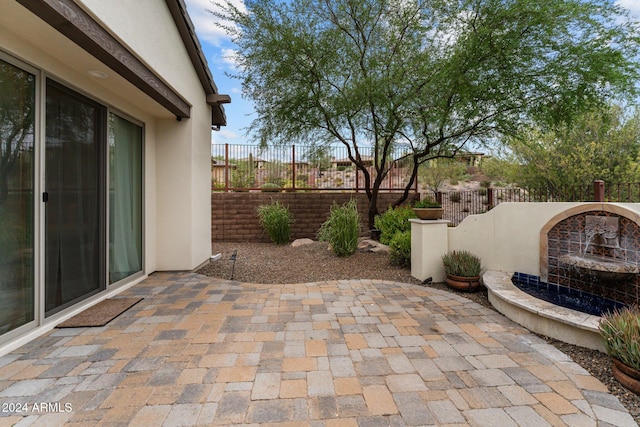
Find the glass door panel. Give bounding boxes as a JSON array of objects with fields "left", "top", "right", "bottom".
[
  {"left": 45, "top": 80, "right": 105, "bottom": 315},
  {"left": 109, "top": 114, "right": 142, "bottom": 283},
  {"left": 0, "top": 58, "right": 35, "bottom": 335}
]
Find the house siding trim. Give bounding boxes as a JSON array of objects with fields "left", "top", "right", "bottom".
[
  {"left": 165, "top": 0, "right": 228, "bottom": 127},
  {"left": 16, "top": 0, "right": 192, "bottom": 119}
]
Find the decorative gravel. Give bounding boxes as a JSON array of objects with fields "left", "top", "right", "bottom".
[{"left": 197, "top": 240, "right": 640, "bottom": 423}]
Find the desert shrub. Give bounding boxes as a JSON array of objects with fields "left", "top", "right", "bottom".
[
  {"left": 283, "top": 179, "right": 308, "bottom": 189},
  {"left": 478, "top": 187, "right": 487, "bottom": 196},
  {"left": 261, "top": 183, "right": 281, "bottom": 192},
  {"left": 389, "top": 230, "right": 411, "bottom": 266},
  {"left": 256, "top": 200, "right": 294, "bottom": 245},
  {"left": 442, "top": 250, "right": 482, "bottom": 277},
  {"left": 317, "top": 199, "right": 360, "bottom": 257},
  {"left": 337, "top": 165, "right": 346, "bottom": 171},
  {"left": 374, "top": 206, "right": 416, "bottom": 245}
]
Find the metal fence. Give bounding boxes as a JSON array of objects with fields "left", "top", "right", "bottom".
[
  {"left": 211, "top": 143, "right": 418, "bottom": 192},
  {"left": 211, "top": 144, "right": 640, "bottom": 225},
  {"left": 436, "top": 182, "right": 639, "bottom": 225}
]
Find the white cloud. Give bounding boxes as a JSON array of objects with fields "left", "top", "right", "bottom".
[
  {"left": 617, "top": 0, "right": 640, "bottom": 20},
  {"left": 220, "top": 48, "right": 239, "bottom": 68},
  {"left": 212, "top": 128, "right": 241, "bottom": 143},
  {"left": 184, "top": 0, "right": 246, "bottom": 46}
]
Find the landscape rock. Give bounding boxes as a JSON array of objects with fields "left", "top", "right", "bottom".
[
  {"left": 358, "top": 238, "right": 389, "bottom": 253},
  {"left": 291, "top": 238, "right": 315, "bottom": 247}
]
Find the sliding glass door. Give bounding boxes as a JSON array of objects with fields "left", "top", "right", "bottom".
[
  {"left": 45, "top": 80, "right": 105, "bottom": 315},
  {"left": 0, "top": 59, "right": 145, "bottom": 335},
  {"left": 0, "top": 58, "right": 35, "bottom": 334},
  {"left": 109, "top": 113, "right": 143, "bottom": 284}
]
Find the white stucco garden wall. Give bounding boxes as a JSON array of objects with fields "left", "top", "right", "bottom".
[{"left": 412, "top": 202, "right": 640, "bottom": 281}]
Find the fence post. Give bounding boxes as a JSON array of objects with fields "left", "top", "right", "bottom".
[
  {"left": 593, "top": 180, "right": 605, "bottom": 202},
  {"left": 292, "top": 145, "right": 296, "bottom": 191},
  {"left": 225, "top": 143, "right": 229, "bottom": 192},
  {"left": 487, "top": 187, "right": 495, "bottom": 209}
]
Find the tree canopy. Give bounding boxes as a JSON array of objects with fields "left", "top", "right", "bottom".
[
  {"left": 212, "top": 0, "right": 640, "bottom": 227},
  {"left": 483, "top": 105, "right": 640, "bottom": 194}
]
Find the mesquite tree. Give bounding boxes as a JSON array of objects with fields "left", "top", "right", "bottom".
[{"left": 212, "top": 0, "right": 640, "bottom": 228}]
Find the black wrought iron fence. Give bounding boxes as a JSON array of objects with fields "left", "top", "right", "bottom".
[{"left": 436, "top": 181, "right": 634, "bottom": 225}]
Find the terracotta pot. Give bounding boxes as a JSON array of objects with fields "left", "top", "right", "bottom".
[
  {"left": 413, "top": 207, "right": 444, "bottom": 220},
  {"left": 612, "top": 358, "right": 640, "bottom": 395},
  {"left": 445, "top": 274, "right": 481, "bottom": 292}
]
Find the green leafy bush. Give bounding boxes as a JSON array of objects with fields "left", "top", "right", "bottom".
[
  {"left": 442, "top": 250, "right": 482, "bottom": 277},
  {"left": 413, "top": 198, "right": 441, "bottom": 208},
  {"left": 374, "top": 206, "right": 416, "bottom": 245},
  {"left": 317, "top": 199, "right": 360, "bottom": 257},
  {"left": 599, "top": 306, "right": 640, "bottom": 371},
  {"left": 256, "top": 200, "right": 294, "bottom": 245},
  {"left": 261, "top": 183, "right": 281, "bottom": 192},
  {"left": 389, "top": 230, "right": 411, "bottom": 266}
]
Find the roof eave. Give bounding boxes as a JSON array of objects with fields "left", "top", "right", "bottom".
[{"left": 166, "top": 0, "right": 230, "bottom": 128}]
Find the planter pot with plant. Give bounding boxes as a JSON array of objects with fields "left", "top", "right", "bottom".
[
  {"left": 599, "top": 306, "right": 640, "bottom": 395},
  {"left": 441, "top": 250, "right": 482, "bottom": 292},
  {"left": 412, "top": 198, "right": 443, "bottom": 220}
]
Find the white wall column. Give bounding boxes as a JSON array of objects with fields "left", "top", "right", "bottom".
[{"left": 410, "top": 219, "right": 450, "bottom": 282}]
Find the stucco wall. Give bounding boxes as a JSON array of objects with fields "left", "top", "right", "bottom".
[
  {"left": 2, "top": 1, "right": 214, "bottom": 273},
  {"left": 446, "top": 202, "right": 640, "bottom": 276}
]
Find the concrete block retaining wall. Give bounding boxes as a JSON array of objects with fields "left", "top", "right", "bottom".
[{"left": 211, "top": 192, "right": 410, "bottom": 242}]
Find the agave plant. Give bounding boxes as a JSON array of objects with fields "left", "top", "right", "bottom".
[{"left": 599, "top": 306, "right": 640, "bottom": 371}]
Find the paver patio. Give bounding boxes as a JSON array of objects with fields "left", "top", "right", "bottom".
[{"left": 0, "top": 272, "right": 636, "bottom": 426}]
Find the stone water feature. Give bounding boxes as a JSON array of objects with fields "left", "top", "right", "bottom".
[
  {"left": 558, "top": 216, "right": 639, "bottom": 283},
  {"left": 482, "top": 204, "right": 640, "bottom": 351},
  {"left": 542, "top": 211, "right": 640, "bottom": 309}
]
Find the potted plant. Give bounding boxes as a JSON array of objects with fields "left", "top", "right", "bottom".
[
  {"left": 599, "top": 306, "right": 640, "bottom": 395},
  {"left": 441, "top": 250, "right": 482, "bottom": 291},
  {"left": 412, "top": 198, "right": 443, "bottom": 220}
]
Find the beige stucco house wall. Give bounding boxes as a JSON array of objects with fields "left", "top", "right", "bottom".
[{"left": 0, "top": 0, "right": 228, "bottom": 355}]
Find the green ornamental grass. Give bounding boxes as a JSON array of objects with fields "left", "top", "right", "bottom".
[
  {"left": 317, "top": 199, "right": 360, "bottom": 257},
  {"left": 256, "top": 199, "right": 294, "bottom": 245}
]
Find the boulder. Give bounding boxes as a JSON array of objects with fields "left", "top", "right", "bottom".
[
  {"left": 291, "top": 238, "right": 315, "bottom": 248},
  {"left": 358, "top": 238, "right": 389, "bottom": 253}
]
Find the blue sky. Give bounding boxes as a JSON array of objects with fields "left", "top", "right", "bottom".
[{"left": 184, "top": 0, "right": 640, "bottom": 147}]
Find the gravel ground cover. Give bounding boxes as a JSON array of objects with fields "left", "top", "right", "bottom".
[{"left": 197, "top": 240, "right": 640, "bottom": 423}]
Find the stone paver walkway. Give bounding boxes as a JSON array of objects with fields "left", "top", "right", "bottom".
[{"left": 0, "top": 273, "right": 636, "bottom": 426}]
